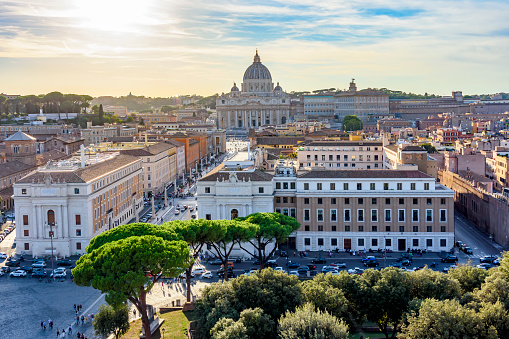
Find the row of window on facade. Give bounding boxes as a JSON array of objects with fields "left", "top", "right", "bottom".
[
  {"left": 302, "top": 208, "right": 447, "bottom": 223},
  {"left": 301, "top": 163, "right": 379, "bottom": 168},
  {"left": 21, "top": 212, "right": 81, "bottom": 227},
  {"left": 306, "top": 154, "right": 379, "bottom": 161},
  {"left": 301, "top": 224, "right": 449, "bottom": 233},
  {"left": 303, "top": 237, "right": 447, "bottom": 248},
  {"left": 302, "top": 182, "right": 431, "bottom": 191},
  {"left": 22, "top": 242, "right": 82, "bottom": 251}
]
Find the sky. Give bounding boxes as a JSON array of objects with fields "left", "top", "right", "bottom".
[{"left": 0, "top": 0, "right": 508, "bottom": 98}]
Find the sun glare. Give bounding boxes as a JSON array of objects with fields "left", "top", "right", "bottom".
[{"left": 73, "top": 0, "right": 154, "bottom": 33}]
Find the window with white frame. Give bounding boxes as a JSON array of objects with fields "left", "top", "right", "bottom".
[
  {"left": 398, "top": 209, "right": 405, "bottom": 222},
  {"left": 317, "top": 209, "right": 324, "bottom": 222},
  {"left": 385, "top": 209, "right": 391, "bottom": 222},
  {"left": 331, "top": 209, "right": 337, "bottom": 222},
  {"left": 357, "top": 209, "right": 364, "bottom": 222},
  {"left": 371, "top": 209, "right": 378, "bottom": 222},
  {"left": 412, "top": 209, "right": 419, "bottom": 222},
  {"left": 344, "top": 209, "right": 351, "bottom": 222},
  {"left": 426, "top": 209, "right": 433, "bottom": 222},
  {"left": 440, "top": 209, "right": 446, "bottom": 222}
]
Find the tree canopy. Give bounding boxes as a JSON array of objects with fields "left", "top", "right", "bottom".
[
  {"left": 93, "top": 304, "right": 130, "bottom": 339},
  {"left": 342, "top": 115, "right": 363, "bottom": 131},
  {"left": 235, "top": 212, "right": 300, "bottom": 269}
]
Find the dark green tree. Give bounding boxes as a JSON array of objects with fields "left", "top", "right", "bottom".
[
  {"left": 73, "top": 224, "right": 191, "bottom": 339},
  {"left": 447, "top": 264, "right": 488, "bottom": 294},
  {"left": 167, "top": 219, "right": 226, "bottom": 302},
  {"left": 206, "top": 220, "right": 257, "bottom": 280},
  {"left": 235, "top": 213, "right": 300, "bottom": 269},
  {"left": 210, "top": 308, "right": 274, "bottom": 339},
  {"left": 342, "top": 115, "right": 363, "bottom": 131},
  {"left": 407, "top": 268, "right": 460, "bottom": 300},
  {"left": 211, "top": 318, "right": 247, "bottom": 339},
  {"left": 93, "top": 304, "right": 130, "bottom": 339},
  {"left": 278, "top": 303, "right": 349, "bottom": 339}
]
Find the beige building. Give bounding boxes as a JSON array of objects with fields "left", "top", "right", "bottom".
[
  {"left": 81, "top": 123, "right": 137, "bottom": 145},
  {"left": 334, "top": 80, "right": 390, "bottom": 122},
  {"left": 273, "top": 162, "right": 454, "bottom": 252},
  {"left": 297, "top": 140, "right": 383, "bottom": 170},
  {"left": 13, "top": 153, "right": 143, "bottom": 256},
  {"left": 216, "top": 51, "right": 293, "bottom": 129},
  {"left": 4, "top": 131, "right": 38, "bottom": 166},
  {"left": 121, "top": 142, "right": 175, "bottom": 196},
  {"left": 383, "top": 144, "right": 438, "bottom": 179},
  {"left": 0, "top": 161, "right": 36, "bottom": 211}
]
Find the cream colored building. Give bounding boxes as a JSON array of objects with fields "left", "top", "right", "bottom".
[
  {"left": 216, "top": 51, "right": 292, "bottom": 130},
  {"left": 334, "top": 80, "right": 390, "bottom": 122},
  {"left": 13, "top": 153, "right": 143, "bottom": 256},
  {"left": 383, "top": 144, "right": 438, "bottom": 179}
]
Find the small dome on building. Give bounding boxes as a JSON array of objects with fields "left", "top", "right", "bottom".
[
  {"left": 274, "top": 82, "right": 282, "bottom": 91},
  {"left": 231, "top": 82, "right": 239, "bottom": 92}
]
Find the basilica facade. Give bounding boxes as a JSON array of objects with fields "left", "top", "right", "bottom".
[{"left": 216, "top": 51, "right": 292, "bottom": 130}]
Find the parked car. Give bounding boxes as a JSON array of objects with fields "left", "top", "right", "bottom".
[
  {"left": 201, "top": 271, "right": 213, "bottom": 279},
  {"left": 265, "top": 260, "right": 277, "bottom": 268},
  {"left": 401, "top": 260, "right": 412, "bottom": 266},
  {"left": 57, "top": 259, "right": 72, "bottom": 266},
  {"left": 274, "top": 267, "right": 284, "bottom": 272},
  {"left": 443, "top": 265, "right": 457, "bottom": 273},
  {"left": 389, "top": 262, "right": 402, "bottom": 268},
  {"left": 32, "top": 261, "right": 47, "bottom": 268},
  {"left": 5, "top": 259, "right": 21, "bottom": 267},
  {"left": 441, "top": 256, "right": 458, "bottom": 263},
  {"left": 361, "top": 256, "right": 377, "bottom": 262},
  {"left": 209, "top": 259, "right": 222, "bottom": 265},
  {"left": 216, "top": 267, "right": 233, "bottom": 276},
  {"left": 50, "top": 268, "right": 67, "bottom": 278},
  {"left": 0, "top": 252, "right": 7, "bottom": 259},
  {"left": 174, "top": 210, "right": 180, "bottom": 215},
  {"left": 456, "top": 241, "right": 464, "bottom": 248},
  {"left": 0, "top": 270, "right": 4, "bottom": 277},
  {"left": 288, "top": 261, "right": 300, "bottom": 269},
  {"left": 32, "top": 270, "right": 47, "bottom": 278},
  {"left": 311, "top": 258, "right": 327, "bottom": 264},
  {"left": 19, "top": 266, "right": 33, "bottom": 273},
  {"left": 1, "top": 266, "right": 11, "bottom": 273},
  {"left": 10, "top": 270, "right": 27, "bottom": 277},
  {"left": 306, "top": 264, "right": 317, "bottom": 270},
  {"left": 463, "top": 247, "right": 473, "bottom": 255},
  {"left": 289, "top": 271, "right": 299, "bottom": 276},
  {"left": 348, "top": 267, "right": 364, "bottom": 275}
]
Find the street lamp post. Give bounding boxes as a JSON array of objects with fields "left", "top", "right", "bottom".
[
  {"left": 162, "top": 328, "right": 165, "bottom": 339},
  {"left": 46, "top": 221, "right": 56, "bottom": 282}
]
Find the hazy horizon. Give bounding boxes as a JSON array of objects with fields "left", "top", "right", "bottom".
[{"left": 1, "top": 0, "right": 508, "bottom": 97}]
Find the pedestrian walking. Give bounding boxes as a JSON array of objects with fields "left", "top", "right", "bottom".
[
  {"left": 68, "top": 325, "right": 72, "bottom": 335},
  {"left": 80, "top": 315, "right": 84, "bottom": 324},
  {"left": 91, "top": 314, "right": 94, "bottom": 321},
  {"left": 133, "top": 309, "right": 136, "bottom": 318},
  {"left": 57, "top": 329, "right": 60, "bottom": 337},
  {"left": 49, "top": 318, "right": 53, "bottom": 329},
  {"left": 61, "top": 329, "right": 65, "bottom": 338},
  {"left": 41, "top": 321, "right": 44, "bottom": 330},
  {"left": 43, "top": 321, "right": 47, "bottom": 330},
  {"left": 74, "top": 304, "right": 76, "bottom": 311},
  {"left": 76, "top": 332, "right": 80, "bottom": 339}
]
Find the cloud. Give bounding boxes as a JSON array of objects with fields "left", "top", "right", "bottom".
[{"left": 0, "top": 0, "right": 508, "bottom": 96}]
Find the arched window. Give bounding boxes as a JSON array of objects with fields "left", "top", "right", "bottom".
[
  {"left": 231, "top": 209, "right": 238, "bottom": 220},
  {"left": 47, "top": 210, "right": 55, "bottom": 226}
]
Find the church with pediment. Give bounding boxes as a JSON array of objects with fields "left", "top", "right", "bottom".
[{"left": 216, "top": 51, "right": 293, "bottom": 130}]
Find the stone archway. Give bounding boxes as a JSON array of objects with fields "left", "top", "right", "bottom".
[
  {"left": 231, "top": 209, "right": 239, "bottom": 220},
  {"left": 281, "top": 116, "right": 287, "bottom": 124}
]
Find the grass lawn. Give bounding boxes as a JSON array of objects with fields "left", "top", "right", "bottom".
[{"left": 121, "top": 310, "right": 197, "bottom": 339}]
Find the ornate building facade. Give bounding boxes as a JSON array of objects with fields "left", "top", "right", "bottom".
[{"left": 216, "top": 51, "right": 292, "bottom": 130}]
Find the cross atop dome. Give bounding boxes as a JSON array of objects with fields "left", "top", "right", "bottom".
[{"left": 254, "top": 49, "right": 260, "bottom": 63}]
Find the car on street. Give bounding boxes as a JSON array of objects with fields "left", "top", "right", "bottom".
[
  {"left": 57, "top": 259, "right": 72, "bottom": 266},
  {"left": 209, "top": 259, "right": 222, "bottom": 265},
  {"left": 389, "top": 262, "right": 402, "bottom": 268},
  {"left": 189, "top": 206, "right": 194, "bottom": 211},
  {"left": 50, "top": 268, "right": 67, "bottom": 278},
  {"left": 463, "top": 247, "right": 473, "bottom": 255},
  {"left": 0, "top": 252, "right": 7, "bottom": 259},
  {"left": 289, "top": 271, "right": 299, "bottom": 276},
  {"left": 193, "top": 267, "right": 206, "bottom": 275},
  {"left": 19, "top": 266, "right": 33, "bottom": 273},
  {"left": 32, "top": 261, "right": 47, "bottom": 268},
  {"left": 361, "top": 256, "right": 377, "bottom": 262},
  {"left": 311, "top": 258, "right": 327, "bottom": 264},
  {"left": 364, "top": 260, "right": 380, "bottom": 267},
  {"left": 288, "top": 262, "right": 300, "bottom": 269},
  {"left": 441, "top": 255, "right": 458, "bottom": 263},
  {"left": 179, "top": 271, "right": 195, "bottom": 278},
  {"left": 31, "top": 269, "right": 47, "bottom": 278},
  {"left": 443, "top": 265, "right": 457, "bottom": 273},
  {"left": 480, "top": 256, "right": 498, "bottom": 264},
  {"left": 297, "top": 266, "right": 309, "bottom": 274},
  {"left": 401, "top": 260, "right": 412, "bottom": 266},
  {"left": 476, "top": 263, "right": 492, "bottom": 270},
  {"left": 216, "top": 267, "right": 233, "bottom": 276},
  {"left": 331, "top": 262, "right": 347, "bottom": 268},
  {"left": 348, "top": 267, "right": 364, "bottom": 275},
  {"left": 202, "top": 271, "right": 213, "bottom": 279},
  {"left": 174, "top": 210, "right": 180, "bottom": 215},
  {"left": 456, "top": 241, "right": 464, "bottom": 248},
  {"left": 10, "top": 270, "right": 27, "bottom": 277},
  {"left": 322, "top": 265, "right": 338, "bottom": 273},
  {"left": 1, "top": 266, "right": 11, "bottom": 273},
  {"left": 306, "top": 264, "right": 317, "bottom": 270},
  {"left": 274, "top": 267, "right": 284, "bottom": 272},
  {"left": 5, "top": 259, "right": 21, "bottom": 267},
  {"left": 265, "top": 260, "right": 277, "bottom": 268},
  {"left": 0, "top": 270, "right": 4, "bottom": 277}
]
